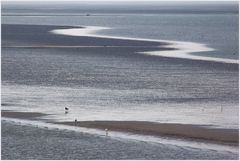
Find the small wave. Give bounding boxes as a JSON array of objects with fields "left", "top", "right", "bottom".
[{"left": 50, "top": 26, "right": 238, "bottom": 64}]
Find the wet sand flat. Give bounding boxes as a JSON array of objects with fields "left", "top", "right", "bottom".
[
  {"left": 2, "top": 111, "right": 238, "bottom": 144},
  {"left": 58, "top": 120, "right": 239, "bottom": 144},
  {"left": 1, "top": 110, "right": 47, "bottom": 120},
  {"left": 2, "top": 24, "right": 171, "bottom": 49}
]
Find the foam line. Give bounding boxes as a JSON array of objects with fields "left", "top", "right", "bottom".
[{"left": 50, "top": 26, "right": 238, "bottom": 64}]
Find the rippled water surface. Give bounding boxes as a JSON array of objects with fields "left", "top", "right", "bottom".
[{"left": 1, "top": 2, "right": 239, "bottom": 159}]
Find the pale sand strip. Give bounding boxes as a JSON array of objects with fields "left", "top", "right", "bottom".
[{"left": 51, "top": 26, "right": 238, "bottom": 64}]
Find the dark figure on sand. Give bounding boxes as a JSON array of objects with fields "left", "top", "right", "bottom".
[{"left": 65, "top": 107, "right": 69, "bottom": 114}]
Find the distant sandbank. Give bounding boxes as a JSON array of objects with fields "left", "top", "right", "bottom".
[{"left": 2, "top": 24, "right": 238, "bottom": 64}]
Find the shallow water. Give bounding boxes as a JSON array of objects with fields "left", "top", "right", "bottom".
[
  {"left": 1, "top": 2, "right": 239, "bottom": 156},
  {"left": 2, "top": 0, "right": 239, "bottom": 142},
  {"left": 2, "top": 47, "right": 238, "bottom": 128}
]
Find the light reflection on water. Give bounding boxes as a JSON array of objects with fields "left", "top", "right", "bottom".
[
  {"left": 2, "top": 84, "right": 238, "bottom": 129},
  {"left": 1, "top": 2, "right": 239, "bottom": 158}
]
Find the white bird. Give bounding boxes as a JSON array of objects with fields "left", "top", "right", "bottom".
[{"left": 105, "top": 128, "right": 108, "bottom": 136}]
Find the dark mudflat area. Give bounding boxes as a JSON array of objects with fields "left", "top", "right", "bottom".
[
  {"left": 1, "top": 110, "right": 47, "bottom": 120},
  {"left": 58, "top": 120, "right": 239, "bottom": 144},
  {"left": 2, "top": 110, "right": 238, "bottom": 144},
  {"left": 2, "top": 24, "right": 171, "bottom": 49}
]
